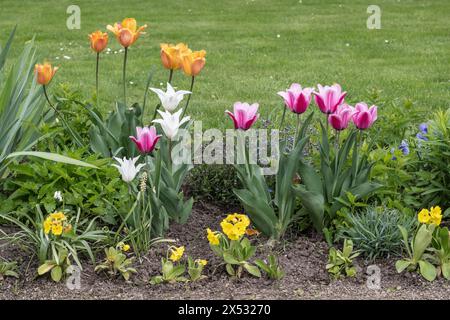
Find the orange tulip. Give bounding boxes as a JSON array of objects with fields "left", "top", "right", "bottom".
[
  {"left": 34, "top": 62, "right": 58, "bottom": 85},
  {"left": 107, "top": 18, "right": 147, "bottom": 48},
  {"left": 160, "top": 43, "right": 189, "bottom": 70},
  {"left": 182, "top": 49, "right": 206, "bottom": 76},
  {"left": 89, "top": 30, "right": 108, "bottom": 53}
]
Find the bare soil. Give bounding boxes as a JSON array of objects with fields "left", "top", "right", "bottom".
[{"left": 1, "top": 202, "right": 450, "bottom": 300}]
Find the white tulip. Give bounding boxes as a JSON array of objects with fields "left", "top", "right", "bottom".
[
  {"left": 150, "top": 83, "right": 191, "bottom": 112},
  {"left": 112, "top": 156, "right": 145, "bottom": 183},
  {"left": 152, "top": 109, "right": 190, "bottom": 141}
]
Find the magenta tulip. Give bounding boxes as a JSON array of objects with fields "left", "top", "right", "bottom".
[
  {"left": 352, "top": 102, "right": 378, "bottom": 130},
  {"left": 328, "top": 104, "right": 355, "bottom": 131},
  {"left": 277, "top": 83, "right": 313, "bottom": 114},
  {"left": 314, "top": 84, "right": 347, "bottom": 114},
  {"left": 225, "top": 102, "right": 259, "bottom": 131},
  {"left": 129, "top": 126, "right": 161, "bottom": 154}
]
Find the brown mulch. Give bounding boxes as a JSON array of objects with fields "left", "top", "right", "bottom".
[{"left": 1, "top": 201, "right": 450, "bottom": 300}]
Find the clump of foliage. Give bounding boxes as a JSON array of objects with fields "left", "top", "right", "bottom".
[
  {"left": 0, "top": 28, "right": 46, "bottom": 178},
  {"left": 412, "top": 109, "right": 450, "bottom": 209},
  {"left": 326, "top": 239, "right": 360, "bottom": 279},
  {"left": 206, "top": 213, "right": 261, "bottom": 278},
  {"left": 396, "top": 206, "right": 449, "bottom": 282},
  {"left": 95, "top": 243, "right": 137, "bottom": 281},
  {"left": 0, "top": 207, "right": 106, "bottom": 282},
  {"left": 0, "top": 260, "right": 19, "bottom": 280},
  {"left": 186, "top": 164, "right": 241, "bottom": 205},
  {"left": 150, "top": 246, "right": 208, "bottom": 284},
  {"left": 338, "top": 207, "right": 416, "bottom": 261},
  {"left": 255, "top": 254, "right": 285, "bottom": 280},
  {"left": 1, "top": 149, "right": 128, "bottom": 224}
]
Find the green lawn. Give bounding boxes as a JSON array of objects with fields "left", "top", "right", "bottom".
[{"left": 1, "top": 0, "right": 449, "bottom": 129}]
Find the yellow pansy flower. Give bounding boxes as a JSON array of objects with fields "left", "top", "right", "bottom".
[
  {"left": 418, "top": 208, "right": 430, "bottom": 224},
  {"left": 122, "top": 244, "right": 131, "bottom": 252},
  {"left": 50, "top": 211, "right": 66, "bottom": 221},
  {"left": 220, "top": 213, "right": 250, "bottom": 241},
  {"left": 430, "top": 206, "right": 442, "bottom": 226},
  {"left": 197, "top": 259, "right": 207, "bottom": 266},
  {"left": 207, "top": 228, "right": 220, "bottom": 246},
  {"left": 43, "top": 219, "right": 52, "bottom": 234},
  {"left": 51, "top": 223, "right": 63, "bottom": 236},
  {"left": 169, "top": 246, "right": 185, "bottom": 262}
]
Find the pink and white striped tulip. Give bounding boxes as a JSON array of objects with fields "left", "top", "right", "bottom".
[
  {"left": 328, "top": 104, "right": 355, "bottom": 131},
  {"left": 352, "top": 103, "right": 378, "bottom": 130},
  {"left": 129, "top": 126, "right": 161, "bottom": 154},
  {"left": 314, "top": 84, "right": 347, "bottom": 114},
  {"left": 277, "top": 83, "right": 314, "bottom": 114},
  {"left": 225, "top": 102, "right": 259, "bottom": 131}
]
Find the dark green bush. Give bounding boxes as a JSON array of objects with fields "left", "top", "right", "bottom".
[{"left": 186, "top": 164, "right": 241, "bottom": 205}]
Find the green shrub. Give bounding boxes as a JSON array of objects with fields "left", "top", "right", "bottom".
[
  {"left": 186, "top": 164, "right": 241, "bottom": 205},
  {"left": 369, "top": 145, "right": 418, "bottom": 213},
  {"left": 338, "top": 207, "right": 416, "bottom": 261},
  {"left": 412, "top": 108, "right": 450, "bottom": 209},
  {"left": 1, "top": 148, "right": 128, "bottom": 224}
]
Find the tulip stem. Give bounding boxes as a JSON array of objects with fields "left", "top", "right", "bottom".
[
  {"left": 335, "top": 130, "right": 340, "bottom": 174},
  {"left": 95, "top": 52, "right": 100, "bottom": 107},
  {"left": 43, "top": 86, "right": 61, "bottom": 118},
  {"left": 168, "top": 139, "right": 172, "bottom": 172},
  {"left": 151, "top": 69, "right": 174, "bottom": 121},
  {"left": 293, "top": 114, "right": 301, "bottom": 148},
  {"left": 123, "top": 47, "right": 128, "bottom": 106},
  {"left": 181, "top": 76, "right": 195, "bottom": 119},
  {"left": 168, "top": 69, "right": 173, "bottom": 84},
  {"left": 279, "top": 104, "right": 287, "bottom": 132}
]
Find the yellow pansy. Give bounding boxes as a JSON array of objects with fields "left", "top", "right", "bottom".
[
  {"left": 430, "top": 206, "right": 442, "bottom": 226},
  {"left": 43, "top": 219, "right": 52, "bottom": 234},
  {"left": 197, "top": 259, "right": 207, "bottom": 266},
  {"left": 50, "top": 211, "right": 66, "bottom": 221},
  {"left": 51, "top": 223, "right": 63, "bottom": 236},
  {"left": 169, "top": 246, "right": 185, "bottom": 262},
  {"left": 207, "top": 228, "right": 220, "bottom": 246},
  {"left": 220, "top": 213, "right": 250, "bottom": 241},
  {"left": 122, "top": 244, "right": 131, "bottom": 252},
  {"left": 418, "top": 208, "right": 430, "bottom": 224}
]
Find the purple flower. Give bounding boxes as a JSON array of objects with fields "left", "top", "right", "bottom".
[
  {"left": 391, "top": 140, "right": 409, "bottom": 160},
  {"left": 416, "top": 123, "right": 429, "bottom": 141},
  {"left": 399, "top": 140, "right": 409, "bottom": 155}
]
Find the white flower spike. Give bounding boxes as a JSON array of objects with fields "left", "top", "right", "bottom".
[
  {"left": 152, "top": 109, "right": 190, "bottom": 141},
  {"left": 150, "top": 82, "right": 191, "bottom": 112},
  {"left": 112, "top": 156, "right": 145, "bottom": 183}
]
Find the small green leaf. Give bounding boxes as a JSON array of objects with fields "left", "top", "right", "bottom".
[
  {"left": 395, "top": 260, "right": 412, "bottom": 273},
  {"left": 51, "top": 266, "right": 63, "bottom": 282},
  {"left": 418, "top": 260, "right": 437, "bottom": 282},
  {"left": 243, "top": 263, "right": 261, "bottom": 278}
]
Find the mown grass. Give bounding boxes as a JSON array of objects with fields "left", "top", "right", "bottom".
[{"left": 0, "top": 0, "right": 449, "bottom": 129}]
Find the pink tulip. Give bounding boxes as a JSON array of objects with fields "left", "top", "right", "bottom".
[
  {"left": 328, "top": 104, "right": 355, "bottom": 131},
  {"left": 129, "top": 126, "right": 161, "bottom": 154},
  {"left": 277, "top": 83, "right": 314, "bottom": 114},
  {"left": 225, "top": 102, "right": 259, "bottom": 131},
  {"left": 352, "top": 102, "right": 378, "bottom": 130},
  {"left": 314, "top": 84, "right": 347, "bottom": 114}
]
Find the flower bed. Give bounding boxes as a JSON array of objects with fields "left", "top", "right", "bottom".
[{"left": 0, "top": 15, "right": 449, "bottom": 300}]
